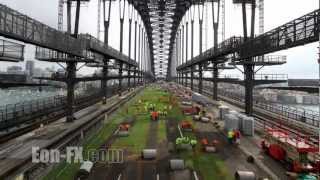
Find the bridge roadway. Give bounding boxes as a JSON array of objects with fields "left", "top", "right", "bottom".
[{"left": 0, "top": 86, "right": 142, "bottom": 179}]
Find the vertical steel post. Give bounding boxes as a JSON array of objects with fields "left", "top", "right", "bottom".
[
  {"left": 66, "top": 0, "right": 81, "bottom": 122},
  {"left": 138, "top": 23, "right": 141, "bottom": 84},
  {"left": 318, "top": 0, "right": 320, "bottom": 154},
  {"left": 67, "top": 0, "right": 72, "bottom": 33},
  {"left": 243, "top": 0, "right": 255, "bottom": 115},
  {"left": 102, "top": 60, "right": 108, "bottom": 103},
  {"left": 134, "top": 12, "right": 137, "bottom": 87},
  {"left": 212, "top": 0, "right": 220, "bottom": 101},
  {"left": 128, "top": 2, "right": 133, "bottom": 88},
  {"left": 118, "top": 0, "right": 125, "bottom": 92},
  {"left": 102, "top": 0, "right": 112, "bottom": 104},
  {"left": 186, "top": 14, "right": 189, "bottom": 63},
  {"left": 118, "top": 62, "right": 123, "bottom": 92},
  {"left": 199, "top": 3, "right": 204, "bottom": 54},
  {"left": 191, "top": 66, "right": 194, "bottom": 90},
  {"left": 128, "top": 65, "right": 131, "bottom": 88},
  {"left": 191, "top": 5, "right": 195, "bottom": 59},
  {"left": 199, "top": 63, "right": 203, "bottom": 94}
]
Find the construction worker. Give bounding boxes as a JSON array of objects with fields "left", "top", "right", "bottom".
[
  {"left": 195, "top": 106, "right": 201, "bottom": 115},
  {"left": 151, "top": 111, "right": 159, "bottom": 121},
  {"left": 227, "top": 130, "right": 234, "bottom": 144},
  {"left": 190, "top": 139, "right": 197, "bottom": 149},
  {"left": 235, "top": 129, "right": 241, "bottom": 145}
]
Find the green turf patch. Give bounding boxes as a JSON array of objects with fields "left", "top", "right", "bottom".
[
  {"left": 112, "top": 114, "right": 150, "bottom": 154},
  {"left": 42, "top": 91, "right": 143, "bottom": 180},
  {"left": 169, "top": 92, "right": 232, "bottom": 180},
  {"left": 112, "top": 87, "right": 170, "bottom": 153}
]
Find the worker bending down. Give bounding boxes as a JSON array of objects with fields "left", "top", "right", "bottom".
[
  {"left": 227, "top": 129, "right": 241, "bottom": 145},
  {"left": 151, "top": 111, "right": 159, "bottom": 121},
  {"left": 227, "top": 130, "right": 234, "bottom": 144},
  {"left": 234, "top": 129, "right": 241, "bottom": 145}
]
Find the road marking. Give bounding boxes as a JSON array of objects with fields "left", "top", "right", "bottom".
[
  {"left": 117, "top": 173, "right": 122, "bottom": 180},
  {"left": 193, "top": 171, "right": 199, "bottom": 180}
]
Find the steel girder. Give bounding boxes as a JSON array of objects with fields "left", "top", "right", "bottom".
[{"left": 131, "top": 0, "right": 205, "bottom": 78}]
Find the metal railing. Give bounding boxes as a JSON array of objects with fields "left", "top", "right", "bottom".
[
  {"left": 253, "top": 55, "right": 287, "bottom": 64},
  {"left": 218, "top": 89, "right": 320, "bottom": 128},
  {"left": 0, "top": 4, "right": 138, "bottom": 67},
  {"left": 177, "top": 9, "right": 320, "bottom": 70},
  {"left": 254, "top": 74, "right": 288, "bottom": 81},
  {"left": 219, "top": 74, "right": 240, "bottom": 79},
  {"left": 0, "top": 38, "right": 24, "bottom": 61},
  {"left": 82, "top": 34, "right": 138, "bottom": 66},
  {"left": 0, "top": 85, "right": 125, "bottom": 130},
  {"left": 182, "top": 81, "right": 320, "bottom": 128},
  {"left": 178, "top": 36, "right": 243, "bottom": 69},
  {"left": 0, "top": 4, "right": 85, "bottom": 56},
  {"left": 239, "top": 9, "right": 319, "bottom": 59}
]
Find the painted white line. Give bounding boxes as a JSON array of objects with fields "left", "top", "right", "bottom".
[
  {"left": 177, "top": 125, "right": 183, "bottom": 138},
  {"left": 117, "top": 174, "right": 122, "bottom": 180},
  {"left": 193, "top": 171, "right": 199, "bottom": 180}
]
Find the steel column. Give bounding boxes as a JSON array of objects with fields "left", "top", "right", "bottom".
[
  {"left": 118, "top": 0, "right": 125, "bottom": 92},
  {"left": 199, "top": 3, "right": 204, "bottom": 54},
  {"left": 185, "top": 16, "right": 188, "bottom": 63},
  {"left": 67, "top": 0, "right": 72, "bottom": 34},
  {"left": 134, "top": 13, "right": 137, "bottom": 87},
  {"left": 128, "top": 65, "right": 131, "bottom": 88},
  {"left": 101, "top": 0, "right": 111, "bottom": 105},
  {"left": 244, "top": 65, "right": 254, "bottom": 115},
  {"left": 182, "top": 23, "right": 185, "bottom": 65},
  {"left": 102, "top": 60, "right": 108, "bottom": 104},
  {"left": 198, "top": 64, "right": 203, "bottom": 94},
  {"left": 138, "top": 23, "right": 141, "bottom": 84},
  {"left": 243, "top": 0, "right": 256, "bottom": 115},
  {"left": 213, "top": 63, "right": 218, "bottom": 100},
  {"left": 184, "top": 71, "right": 188, "bottom": 87},
  {"left": 191, "top": 6, "right": 195, "bottom": 59},
  {"left": 66, "top": 62, "right": 76, "bottom": 122},
  {"left": 118, "top": 62, "right": 123, "bottom": 92},
  {"left": 191, "top": 66, "right": 194, "bottom": 90},
  {"left": 212, "top": 0, "right": 220, "bottom": 101},
  {"left": 66, "top": 0, "right": 81, "bottom": 122}
]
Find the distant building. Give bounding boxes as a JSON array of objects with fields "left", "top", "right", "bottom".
[
  {"left": 33, "top": 68, "right": 44, "bottom": 77},
  {"left": 0, "top": 73, "right": 27, "bottom": 83},
  {"left": 25, "top": 60, "right": 35, "bottom": 76},
  {"left": 7, "top": 66, "right": 24, "bottom": 74}
]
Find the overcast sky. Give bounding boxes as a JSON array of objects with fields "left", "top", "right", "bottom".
[{"left": 0, "top": 0, "right": 319, "bottom": 78}]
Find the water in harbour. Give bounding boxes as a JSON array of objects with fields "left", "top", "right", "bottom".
[{"left": 0, "top": 87, "right": 64, "bottom": 106}]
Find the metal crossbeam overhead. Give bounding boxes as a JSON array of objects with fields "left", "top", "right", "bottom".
[
  {"left": 177, "top": 9, "right": 320, "bottom": 70},
  {"left": 177, "top": 36, "right": 243, "bottom": 70},
  {"left": 238, "top": 9, "right": 320, "bottom": 60},
  {"left": 131, "top": 0, "right": 209, "bottom": 78},
  {"left": 0, "top": 4, "right": 137, "bottom": 67}
]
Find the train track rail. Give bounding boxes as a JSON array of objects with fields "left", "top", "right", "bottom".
[
  {"left": 196, "top": 87, "right": 320, "bottom": 146},
  {"left": 0, "top": 86, "right": 129, "bottom": 144},
  {"left": 0, "top": 87, "right": 143, "bottom": 179}
]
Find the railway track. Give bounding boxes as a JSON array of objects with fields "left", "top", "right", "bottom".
[
  {"left": 190, "top": 86, "right": 320, "bottom": 146},
  {"left": 0, "top": 87, "right": 143, "bottom": 179},
  {"left": 0, "top": 86, "right": 130, "bottom": 144}
]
